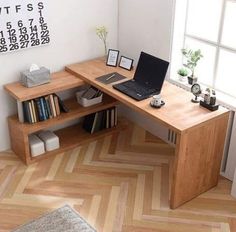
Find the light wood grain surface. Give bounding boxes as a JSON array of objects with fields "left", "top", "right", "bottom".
[
  {"left": 4, "top": 71, "right": 85, "bottom": 101},
  {"left": 65, "top": 58, "right": 230, "bottom": 209},
  {"left": 66, "top": 58, "right": 229, "bottom": 132},
  {"left": 0, "top": 123, "right": 235, "bottom": 232}
]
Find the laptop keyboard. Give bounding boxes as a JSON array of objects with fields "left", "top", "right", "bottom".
[{"left": 122, "top": 81, "right": 156, "bottom": 95}]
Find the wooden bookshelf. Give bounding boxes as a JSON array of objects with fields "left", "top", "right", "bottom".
[
  {"left": 31, "top": 119, "right": 127, "bottom": 163},
  {"left": 4, "top": 70, "right": 120, "bottom": 165},
  {"left": 4, "top": 71, "right": 84, "bottom": 101},
  {"left": 8, "top": 94, "right": 118, "bottom": 134}
]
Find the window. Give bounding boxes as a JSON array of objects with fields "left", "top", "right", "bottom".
[{"left": 170, "top": 0, "right": 236, "bottom": 98}]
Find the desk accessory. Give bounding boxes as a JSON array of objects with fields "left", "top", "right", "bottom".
[
  {"left": 20, "top": 64, "right": 51, "bottom": 88},
  {"left": 200, "top": 88, "right": 219, "bottom": 111},
  {"left": 191, "top": 83, "right": 202, "bottom": 103},
  {"left": 76, "top": 87, "right": 103, "bottom": 107},
  {"left": 181, "top": 48, "right": 203, "bottom": 85},
  {"left": 106, "top": 49, "right": 119, "bottom": 67},
  {"left": 177, "top": 68, "right": 188, "bottom": 82},
  {"left": 96, "top": 72, "right": 126, "bottom": 84},
  {"left": 96, "top": 26, "right": 108, "bottom": 56},
  {"left": 119, "top": 56, "right": 134, "bottom": 71},
  {"left": 29, "top": 134, "right": 45, "bottom": 157},
  {"left": 38, "top": 131, "right": 60, "bottom": 152},
  {"left": 150, "top": 95, "right": 165, "bottom": 108}
]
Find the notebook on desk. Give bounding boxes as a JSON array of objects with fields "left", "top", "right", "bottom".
[{"left": 113, "top": 52, "right": 169, "bottom": 101}]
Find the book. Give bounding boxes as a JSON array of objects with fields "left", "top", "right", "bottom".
[
  {"left": 92, "top": 111, "right": 104, "bottom": 133},
  {"left": 28, "top": 101, "right": 34, "bottom": 123},
  {"left": 54, "top": 94, "right": 69, "bottom": 113},
  {"left": 114, "top": 107, "right": 118, "bottom": 126},
  {"left": 110, "top": 108, "right": 115, "bottom": 128},
  {"left": 45, "top": 96, "right": 52, "bottom": 118},
  {"left": 17, "top": 101, "right": 24, "bottom": 123},
  {"left": 39, "top": 97, "right": 47, "bottom": 120},
  {"left": 91, "top": 112, "right": 98, "bottom": 134},
  {"left": 83, "top": 113, "right": 96, "bottom": 133},
  {"left": 49, "top": 94, "right": 57, "bottom": 117},
  {"left": 42, "top": 97, "right": 49, "bottom": 119},
  {"left": 23, "top": 101, "right": 31, "bottom": 123},
  {"left": 35, "top": 98, "right": 45, "bottom": 121},
  {"left": 54, "top": 95, "right": 60, "bottom": 116},
  {"left": 31, "top": 99, "right": 37, "bottom": 123},
  {"left": 106, "top": 109, "right": 110, "bottom": 129}
]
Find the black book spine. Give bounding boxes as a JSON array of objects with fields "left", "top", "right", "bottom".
[
  {"left": 23, "top": 101, "right": 30, "bottom": 123},
  {"left": 54, "top": 94, "right": 69, "bottom": 113},
  {"left": 35, "top": 98, "right": 44, "bottom": 121}
]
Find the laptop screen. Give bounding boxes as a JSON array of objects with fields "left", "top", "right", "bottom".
[{"left": 134, "top": 52, "right": 169, "bottom": 91}]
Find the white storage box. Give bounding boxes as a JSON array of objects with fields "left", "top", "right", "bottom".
[
  {"left": 38, "top": 131, "right": 60, "bottom": 152},
  {"left": 29, "top": 134, "right": 45, "bottom": 157},
  {"left": 76, "top": 90, "right": 103, "bottom": 107}
]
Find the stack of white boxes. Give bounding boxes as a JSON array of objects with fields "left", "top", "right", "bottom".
[{"left": 29, "top": 131, "right": 60, "bottom": 157}]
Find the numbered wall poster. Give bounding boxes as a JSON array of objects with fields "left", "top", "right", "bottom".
[{"left": 0, "top": 1, "right": 50, "bottom": 54}]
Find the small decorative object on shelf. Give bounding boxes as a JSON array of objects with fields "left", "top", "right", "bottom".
[
  {"left": 106, "top": 49, "right": 119, "bottom": 67},
  {"left": 181, "top": 48, "right": 203, "bottom": 85},
  {"left": 191, "top": 83, "right": 202, "bottom": 103},
  {"left": 150, "top": 95, "right": 165, "bottom": 108},
  {"left": 177, "top": 68, "right": 188, "bottom": 82},
  {"left": 76, "top": 86, "right": 103, "bottom": 107},
  {"left": 200, "top": 88, "right": 219, "bottom": 111},
  {"left": 96, "top": 26, "right": 108, "bottom": 57},
  {"left": 20, "top": 64, "right": 51, "bottom": 88},
  {"left": 119, "top": 56, "right": 134, "bottom": 71}
]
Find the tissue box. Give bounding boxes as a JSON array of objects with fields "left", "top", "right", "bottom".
[
  {"left": 20, "top": 67, "right": 51, "bottom": 88},
  {"left": 38, "top": 131, "right": 60, "bottom": 152},
  {"left": 29, "top": 134, "right": 45, "bottom": 157}
]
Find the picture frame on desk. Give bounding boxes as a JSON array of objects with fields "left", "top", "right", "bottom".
[
  {"left": 106, "top": 49, "right": 119, "bottom": 67},
  {"left": 119, "top": 56, "right": 134, "bottom": 71}
]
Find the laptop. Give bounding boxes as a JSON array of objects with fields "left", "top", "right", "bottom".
[{"left": 113, "top": 52, "right": 169, "bottom": 101}]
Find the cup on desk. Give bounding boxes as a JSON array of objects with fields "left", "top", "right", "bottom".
[{"left": 150, "top": 95, "right": 162, "bottom": 107}]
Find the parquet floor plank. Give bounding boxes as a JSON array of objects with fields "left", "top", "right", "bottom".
[{"left": 0, "top": 121, "right": 235, "bottom": 231}]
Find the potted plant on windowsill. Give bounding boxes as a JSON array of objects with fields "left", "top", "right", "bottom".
[
  {"left": 181, "top": 48, "right": 203, "bottom": 85},
  {"left": 177, "top": 68, "right": 188, "bottom": 82}
]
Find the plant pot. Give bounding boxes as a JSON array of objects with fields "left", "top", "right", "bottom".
[
  {"left": 178, "top": 75, "right": 187, "bottom": 82},
  {"left": 187, "top": 76, "right": 197, "bottom": 85}
]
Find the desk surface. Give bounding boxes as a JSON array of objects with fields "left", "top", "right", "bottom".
[{"left": 66, "top": 58, "right": 228, "bottom": 133}]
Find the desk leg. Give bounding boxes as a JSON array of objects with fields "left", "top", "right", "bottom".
[{"left": 170, "top": 113, "right": 229, "bottom": 209}]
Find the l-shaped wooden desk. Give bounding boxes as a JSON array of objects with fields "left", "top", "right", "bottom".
[{"left": 66, "top": 58, "right": 230, "bottom": 209}]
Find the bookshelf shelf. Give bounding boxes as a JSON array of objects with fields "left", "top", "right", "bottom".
[
  {"left": 4, "top": 71, "right": 84, "bottom": 101},
  {"left": 5, "top": 70, "right": 120, "bottom": 165},
  {"left": 31, "top": 119, "right": 127, "bottom": 163},
  {"left": 8, "top": 94, "right": 118, "bottom": 134}
]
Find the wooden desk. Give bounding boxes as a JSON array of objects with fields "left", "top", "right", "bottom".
[{"left": 66, "top": 58, "right": 230, "bottom": 209}]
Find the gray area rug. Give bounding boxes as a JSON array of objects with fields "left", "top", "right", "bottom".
[{"left": 13, "top": 205, "right": 96, "bottom": 232}]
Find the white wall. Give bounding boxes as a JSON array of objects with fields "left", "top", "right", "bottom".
[
  {"left": 118, "top": 0, "right": 175, "bottom": 139},
  {"left": 0, "top": 0, "right": 118, "bottom": 151},
  {"left": 118, "top": 0, "right": 174, "bottom": 64}
]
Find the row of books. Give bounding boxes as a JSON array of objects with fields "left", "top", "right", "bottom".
[
  {"left": 23, "top": 94, "right": 68, "bottom": 124},
  {"left": 83, "top": 107, "right": 118, "bottom": 134}
]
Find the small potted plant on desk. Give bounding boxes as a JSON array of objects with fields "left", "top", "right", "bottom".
[
  {"left": 181, "top": 48, "right": 203, "bottom": 85},
  {"left": 177, "top": 68, "right": 188, "bottom": 82}
]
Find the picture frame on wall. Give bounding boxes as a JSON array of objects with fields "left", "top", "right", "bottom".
[
  {"left": 119, "top": 56, "right": 134, "bottom": 71},
  {"left": 106, "top": 49, "right": 119, "bottom": 67}
]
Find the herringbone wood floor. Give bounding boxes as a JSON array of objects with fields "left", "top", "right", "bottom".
[{"left": 0, "top": 122, "right": 236, "bottom": 232}]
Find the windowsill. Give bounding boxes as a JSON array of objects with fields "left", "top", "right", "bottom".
[{"left": 167, "top": 77, "right": 236, "bottom": 111}]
